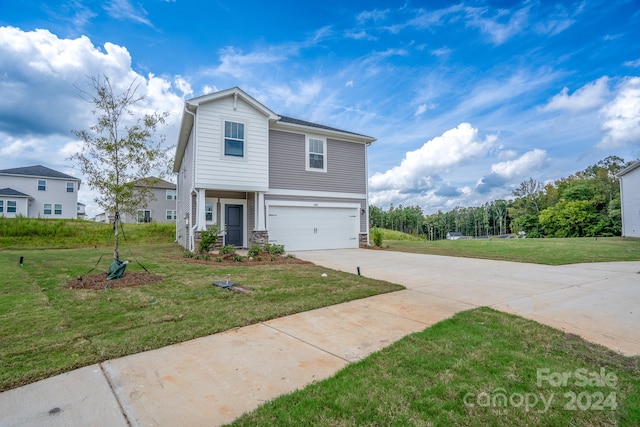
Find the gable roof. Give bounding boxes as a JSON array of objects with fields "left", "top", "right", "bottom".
[
  {"left": 0, "top": 188, "right": 32, "bottom": 198},
  {"left": 174, "top": 87, "right": 376, "bottom": 172},
  {"left": 0, "top": 165, "right": 80, "bottom": 181},
  {"left": 131, "top": 177, "right": 176, "bottom": 189},
  {"left": 617, "top": 160, "right": 640, "bottom": 177}
]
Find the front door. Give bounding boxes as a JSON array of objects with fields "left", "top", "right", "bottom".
[{"left": 225, "top": 204, "right": 243, "bottom": 247}]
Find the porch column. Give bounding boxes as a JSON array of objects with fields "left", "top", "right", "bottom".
[
  {"left": 196, "top": 188, "right": 207, "bottom": 231},
  {"left": 255, "top": 191, "right": 266, "bottom": 231}
]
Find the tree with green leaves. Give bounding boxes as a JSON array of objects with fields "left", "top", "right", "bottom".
[{"left": 70, "top": 75, "right": 171, "bottom": 260}]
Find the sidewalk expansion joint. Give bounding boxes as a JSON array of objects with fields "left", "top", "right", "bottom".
[
  {"left": 261, "top": 322, "right": 351, "bottom": 363},
  {"left": 99, "top": 363, "right": 132, "bottom": 427}
]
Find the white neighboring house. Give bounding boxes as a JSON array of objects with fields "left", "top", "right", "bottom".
[
  {"left": 617, "top": 160, "right": 640, "bottom": 238},
  {"left": 174, "top": 87, "right": 375, "bottom": 251},
  {"left": 0, "top": 165, "right": 81, "bottom": 219},
  {"left": 94, "top": 177, "right": 177, "bottom": 224}
]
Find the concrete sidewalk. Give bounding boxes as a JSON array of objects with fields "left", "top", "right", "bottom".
[{"left": 1, "top": 250, "right": 638, "bottom": 426}]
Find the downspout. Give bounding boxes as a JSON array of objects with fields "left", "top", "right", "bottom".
[
  {"left": 364, "top": 141, "right": 372, "bottom": 246},
  {"left": 184, "top": 105, "right": 197, "bottom": 251}
]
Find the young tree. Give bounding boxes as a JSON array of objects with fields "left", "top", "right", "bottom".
[{"left": 70, "top": 75, "right": 171, "bottom": 260}]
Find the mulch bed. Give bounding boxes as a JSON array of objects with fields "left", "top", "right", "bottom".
[
  {"left": 66, "top": 272, "right": 163, "bottom": 290},
  {"left": 176, "top": 253, "right": 311, "bottom": 266}
]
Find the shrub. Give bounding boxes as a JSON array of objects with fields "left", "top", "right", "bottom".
[
  {"left": 248, "top": 242, "right": 262, "bottom": 257},
  {"left": 232, "top": 254, "right": 244, "bottom": 262},
  {"left": 265, "top": 243, "right": 285, "bottom": 255},
  {"left": 371, "top": 228, "right": 383, "bottom": 247},
  {"left": 198, "top": 224, "right": 221, "bottom": 253},
  {"left": 183, "top": 250, "right": 195, "bottom": 258},
  {"left": 219, "top": 244, "right": 236, "bottom": 255}
]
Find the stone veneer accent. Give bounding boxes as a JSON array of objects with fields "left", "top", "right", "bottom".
[
  {"left": 359, "top": 233, "right": 369, "bottom": 248},
  {"left": 250, "top": 231, "right": 269, "bottom": 247}
]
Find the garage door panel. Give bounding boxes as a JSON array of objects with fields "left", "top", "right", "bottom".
[{"left": 268, "top": 205, "right": 359, "bottom": 251}]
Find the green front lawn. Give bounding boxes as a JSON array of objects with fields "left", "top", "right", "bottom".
[
  {"left": 380, "top": 236, "right": 640, "bottom": 265},
  {"left": 229, "top": 308, "right": 640, "bottom": 426},
  {"left": 0, "top": 243, "right": 402, "bottom": 391}
]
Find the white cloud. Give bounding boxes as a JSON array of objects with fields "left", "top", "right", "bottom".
[
  {"left": 490, "top": 149, "right": 548, "bottom": 179},
  {"left": 0, "top": 27, "right": 185, "bottom": 216},
  {"left": 540, "top": 77, "right": 610, "bottom": 112},
  {"left": 623, "top": 59, "right": 640, "bottom": 68},
  {"left": 212, "top": 46, "right": 288, "bottom": 79},
  {"left": 104, "top": 0, "right": 152, "bottom": 26},
  {"left": 464, "top": 6, "right": 530, "bottom": 45},
  {"left": 369, "top": 123, "right": 496, "bottom": 192},
  {"left": 599, "top": 77, "right": 640, "bottom": 149}
]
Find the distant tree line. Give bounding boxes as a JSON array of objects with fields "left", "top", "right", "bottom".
[{"left": 369, "top": 156, "right": 634, "bottom": 240}]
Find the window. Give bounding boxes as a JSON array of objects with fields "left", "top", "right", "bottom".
[
  {"left": 205, "top": 203, "right": 214, "bottom": 222},
  {"left": 224, "top": 121, "right": 245, "bottom": 157},
  {"left": 44, "top": 204, "right": 52, "bottom": 215},
  {"left": 67, "top": 182, "right": 75, "bottom": 193},
  {"left": 0, "top": 200, "right": 3, "bottom": 213},
  {"left": 54, "top": 204, "right": 62, "bottom": 215},
  {"left": 166, "top": 189, "right": 176, "bottom": 200},
  {"left": 306, "top": 136, "right": 327, "bottom": 172},
  {"left": 8, "top": 201, "right": 17, "bottom": 213},
  {"left": 38, "top": 180, "right": 46, "bottom": 191},
  {"left": 166, "top": 210, "right": 177, "bottom": 220},
  {"left": 137, "top": 210, "right": 151, "bottom": 223}
]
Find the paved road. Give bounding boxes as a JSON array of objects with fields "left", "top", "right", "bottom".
[{"left": 1, "top": 249, "right": 638, "bottom": 426}]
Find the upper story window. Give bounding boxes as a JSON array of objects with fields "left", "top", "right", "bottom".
[
  {"left": 67, "top": 182, "right": 75, "bottom": 193},
  {"left": 166, "top": 189, "right": 176, "bottom": 200},
  {"left": 306, "top": 136, "right": 327, "bottom": 172},
  {"left": 224, "top": 121, "right": 245, "bottom": 157},
  {"left": 38, "top": 180, "right": 46, "bottom": 191}
]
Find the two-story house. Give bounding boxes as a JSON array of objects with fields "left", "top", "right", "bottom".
[
  {"left": 618, "top": 160, "right": 640, "bottom": 238},
  {"left": 94, "top": 177, "right": 177, "bottom": 224},
  {"left": 173, "top": 87, "right": 375, "bottom": 251},
  {"left": 0, "top": 165, "right": 81, "bottom": 219},
  {"left": 120, "top": 177, "right": 177, "bottom": 224}
]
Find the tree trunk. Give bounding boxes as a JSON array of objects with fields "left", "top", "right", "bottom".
[{"left": 114, "top": 212, "right": 120, "bottom": 260}]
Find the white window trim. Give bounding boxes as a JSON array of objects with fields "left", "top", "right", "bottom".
[
  {"left": 205, "top": 198, "right": 217, "bottom": 224},
  {"left": 66, "top": 182, "right": 75, "bottom": 193},
  {"left": 44, "top": 203, "right": 52, "bottom": 215},
  {"left": 38, "top": 179, "right": 47, "bottom": 191},
  {"left": 0, "top": 200, "right": 3, "bottom": 213},
  {"left": 166, "top": 210, "right": 177, "bottom": 220},
  {"left": 166, "top": 189, "right": 176, "bottom": 200},
  {"left": 54, "top": 203, "right": 63, "bottom": 215},
  {"left": 221, "top": 119, "right": 247, "bottom": 160},
  {"left": 305, "top": 135, "right": 327, "bottom": 173},
  {"left": 7, "top": 200, "right": 17, "bottom": 213}
]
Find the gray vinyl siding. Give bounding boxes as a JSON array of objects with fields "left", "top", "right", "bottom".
[
  {"left": 0, "top": 175, "right": 79, "bottom": 219},
  {"left": 264, "top": 194, "right": 367, "bottom": 233},
  {"left": 269, "top": 130, "right": 366, "bottom": 194}
]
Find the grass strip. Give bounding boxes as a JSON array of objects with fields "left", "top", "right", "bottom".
[{"left": 228, "top": 307, "right": 640, "bottom": 426}]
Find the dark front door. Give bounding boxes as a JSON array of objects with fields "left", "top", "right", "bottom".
[{"left": 225, "top": 204, "right": 243, "bottom": 247}]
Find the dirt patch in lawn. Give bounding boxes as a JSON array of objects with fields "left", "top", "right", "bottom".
[{"left": 66, "top": 272, "right": 163, "bottom": 290}]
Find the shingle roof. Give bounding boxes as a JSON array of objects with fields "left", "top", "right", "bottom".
[
  {"left": 278, "top": 115, "right": 372, "bottom": 139},
  {"left": 0, "top": 188, "right": 32, "bottom": 198},
  {"left": 131, "top": 177, "right": 176, "bottom": 189},
  {"left": 0, "top": 165, "right": 80, "bottom": 181}
]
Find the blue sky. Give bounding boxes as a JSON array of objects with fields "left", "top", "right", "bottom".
[{"left": 1, "top": 0, "right": 639, "bottom": 217}]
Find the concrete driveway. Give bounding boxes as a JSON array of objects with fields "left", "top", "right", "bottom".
[{"left": 294, "top": 249, "right": 640, "bottom": 356}]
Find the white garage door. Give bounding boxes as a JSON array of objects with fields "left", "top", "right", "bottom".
[{"left": 268, "top": 205, "right": 359, "bottom": 251}]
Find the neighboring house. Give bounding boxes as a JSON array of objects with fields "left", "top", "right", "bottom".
[
  {"left": 119, "top": 177, "right": 177, "bottom": 224},
  {"left": 94, "top": 178, "right": 177, "bottom": 224},
  {"left": 77, "top": 202, "right": 86, "bottom": 220},
  {"left": 0, "top": 165, "right": 81, "bottom": 219},
  {"left": 446, "top": 232, "right": 463, "bottom": 240},
  {"left": 617, "top": 160, "right": 640, "bottom": 238},
  {"left": 173, "top": 87, "right": 376, "bottom": 251}
]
